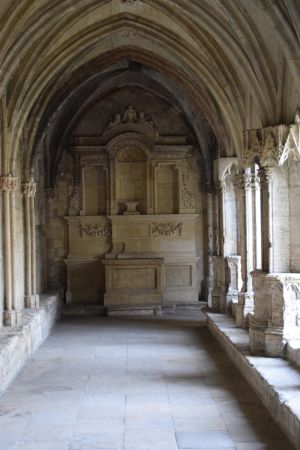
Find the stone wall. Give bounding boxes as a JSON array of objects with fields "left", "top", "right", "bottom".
[{"left": 0, "top": 292, "right": 61, "bottom": 395}]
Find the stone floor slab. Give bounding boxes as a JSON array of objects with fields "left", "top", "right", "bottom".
[{"left": 0, "top": 315, "right": 295, "bottom": 450}]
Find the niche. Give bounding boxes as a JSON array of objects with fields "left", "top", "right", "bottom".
[
  {"left": 83, "top": 165, "right": 107, "bottom": 215},
  {"left": 115, "top": 146, "right": 147, "bottom": 214},
  {"left": 156, "top": 164, "right": 179, "bottom": 214}
]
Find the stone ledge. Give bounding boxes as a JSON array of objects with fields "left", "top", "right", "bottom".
[
  {"left": 0, "top": 292, "right": 61, "bottom": 396},
  {"left": 206, "top": 312, "right": 300, "bottom": 450}
]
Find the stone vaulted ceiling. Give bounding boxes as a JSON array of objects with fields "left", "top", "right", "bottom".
[{"left": 0, "top": 0, "right": 299, "bottom": 182}]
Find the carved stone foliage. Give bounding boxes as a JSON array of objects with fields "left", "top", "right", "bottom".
[
  {"left": 22, "top": 181, "right": 36, "bottom": 197},
  {"left": 0, "top": 176, "right": 18, "bottom": 192},
  {"left": 181, "top": 167, "right": 195, "bottom": 209},
  {"left": 243, "top": 124, "right": 300, "bottom": 168},
  {"left": 151, "top": 222, "right": 183, "bottom": 237},
  {"left": 79, "top": 223, "right": 112, "bottom": 238},
  {"left": 108, "top": 106, "right": 158, "bottom": 134},
  {"left": 69, "top": 185, "right": 80, "bottom": 210},
  {"left": 233, "top": 173, "right": 259, "bottom": 190},
  {"left": 117, "top": 146, "right": 146, "bottom": 162}
]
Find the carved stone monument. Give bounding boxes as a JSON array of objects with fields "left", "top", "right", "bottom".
[{"left": 64, "top": 106, "right": 201, "bottom": 314}]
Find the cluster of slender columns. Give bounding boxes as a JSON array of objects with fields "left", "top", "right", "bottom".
[
  {"left": 0, "top": 175, "right": 21, "bottom": 326},
  {"left": 23, "top": 180, "right": 39, "bottom": 310},
  {"left": 0, "top": 176, "right": 38, "bottom": 327},
  {"left": 209, "top": 123, "right": 300, "bottom": 358}
]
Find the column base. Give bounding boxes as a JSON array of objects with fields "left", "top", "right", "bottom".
[
  {"left": 265, "top": 326, "right": 285, "bottom": 357},
  {"left": 25, "top": 295, "right": 36, "bottom": 309},
  {"left": 236, "top": 292, "right": 254, "bottom": 328},
  {"left": 249, "top": 317, "right": 268, "bottom": 353},
  {"left": 226, "top": 291, "right": 238, "bottom": 316},
  {"left": 3, "top": 309, "right": 22, "bottom": 326},
  {"left": 25, "top": 294, "right": 40, "bottom": 309},
  {"left": 211, "top": 290, "right": 226, "bottom": 312}
]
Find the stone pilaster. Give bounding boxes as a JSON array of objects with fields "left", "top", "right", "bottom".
[
  {"left": 0, "top": 175, "right": 21, "bottom": 325},
  {"left": 22, "top": 180, "right": 39, "bottom": 309},
  {"left": 206, "top": 184, "right": 215, "bottom": 307}
]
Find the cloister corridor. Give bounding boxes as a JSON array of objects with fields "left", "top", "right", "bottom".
[{"left": 0, "top": 315, "right": 294, "bottom": 450}]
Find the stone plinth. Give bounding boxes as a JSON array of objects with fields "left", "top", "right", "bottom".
[
  {"left": 250, "top": 271, "right": 300, "bottom": 356},
  {"left": 265, "top": 273, "right": 300, "bottom": 356},
  {"left": 211, "top": 256, "right": 226, "bottom": 311},
  {"left": 104, "top": 258, "right": 164, "bottom": 315},
  {"left": 108, "top": 214, "right": 200, "bottom": 306},
  {"left": 249, "top": 270, "right": 270, "bottom": 353}
]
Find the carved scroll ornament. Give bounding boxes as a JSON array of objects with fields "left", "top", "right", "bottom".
[
  {"left": 151, "top": 222, "right": 183, "bottom": 237},
  {"left": 80, "top": 223, "right": 112, "bottom": 238}
]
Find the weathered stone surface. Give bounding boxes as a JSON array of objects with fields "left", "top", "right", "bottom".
[
  {"left": 0, "top": 293, "right": 60, "bottom": 396},
  {"left": 207, "top": 312, "right": 299, "bottom": 449}
]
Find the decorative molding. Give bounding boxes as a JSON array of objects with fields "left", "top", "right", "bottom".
[
  {"left": 118, "top": 146, "right": 146, "bottom": 162},
  {"left": 69, "top": 185, "right": 80, "bottom": 210},
  {"left": 80, "top": 223, "right": 112, "bottom": 238},
  {"left": 181, "top": 167, "right": 195, "bottom": 209},
  {"left": 151, "top": 222, "right": 183, "bottom": 237},
  {"left": 107, "top": 105, "right": 158, "bottom": 135},
  {"left": 0, "top": 175, "right": 18, "bottom": 192},
  {"left": 243, "top": 124, "right": 300, "bottom": 168},
  {"left": 22, "top": 181, "right": 36, "bottom": 198}
]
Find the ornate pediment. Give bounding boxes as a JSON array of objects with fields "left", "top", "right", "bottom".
[
  {"left": 104, "top": 106, "right": 159, "bottom": 139},
  {"left": 243, "top": 124, "right": 300, "bottom": 168}
]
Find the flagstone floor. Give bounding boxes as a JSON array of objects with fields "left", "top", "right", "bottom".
[{"left": 0, "top": 315, "right": 294, "bottom": 450}]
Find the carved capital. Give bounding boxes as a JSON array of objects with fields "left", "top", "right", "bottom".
[
  {"left": 243, "top": 124, "right": 300, "bottom": 168},
  {"left": 257, "top": 167, "right": 274, "bottom": 184},
  {"left": 22, "top": 181, "right": 36, "bottom": 198},
  {"left": 233, "top": 174, "right": 249, "bottom": 190},
  {"left": 0, "top": 175, "right": 18, "bottom": 192}
]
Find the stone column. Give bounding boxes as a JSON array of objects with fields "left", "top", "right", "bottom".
[
  {"left": 0, "top": 175, "right": 21, "bottom": 325},
  {"left": 234, "top": 173, "right": 254, "bottom": 327},
  {"left": 22, "top": 180, "right": 38, "bottom": 308},
  {"left": 206, "top": 185, "right": 215, "bottom": 307},
  {"left": 210, "top": 181, "right": 227, "bottom": 311}
]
